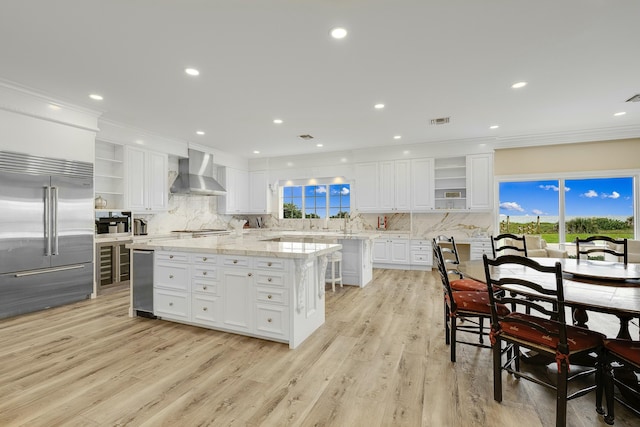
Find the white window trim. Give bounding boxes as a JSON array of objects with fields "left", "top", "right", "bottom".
[{"left": 279, "top": 179, "right": 352, "bottom": 219}]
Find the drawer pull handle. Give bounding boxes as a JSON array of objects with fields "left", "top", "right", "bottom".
[
  {"left": 203, "top": 257, "right": 207, "bottom": 261},
  {"left": 169, "top": 302, "right": 173, "bottom": 306},
  {"left": 267, "top": 294, "right": 272, "bottom": 299},
  {"left": 202, "top": 286, "right": 207, "bottom": 290},
  {"left": 169, "top": 255, "right": 174, "bottom": 259},
  {"left": 267, "top": 318, "right": 272, "bottom": 323},
  {"left": 169, "top": 274, "right": 174, "bottom": 279},
  {"left": 267, "top": 277, "right": 272, "bottom": 282},
  {"left": 202, "top": 271, "right": 207, "bottom": 276},
  {"left": 248, "top": 273, "right": 253, "bottom": 277},
  {"left": 203, "top": 307, "right": 208, "bottom": 311},
  {"left": 233, "top": 260, "right": 238, "bottom": 264},
  {"left": 267, "top": 262, "right": 272, "bottom": 266}
]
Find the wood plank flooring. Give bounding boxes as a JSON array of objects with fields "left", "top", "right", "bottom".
[{"left": 0, "top": 268, "right": 637, "bottom": 426}]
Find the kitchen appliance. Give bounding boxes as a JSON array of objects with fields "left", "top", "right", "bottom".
[
  {"left": 0, "top": 151, "right": 94, "bottom": 319},
  {"left": 170, "top": 149, "right": 227, "bottom": 195},
  {"left": 96, "top": 211, "right": 131, "bottom": 235},
  {"left": 132, "top": 249, "right": 155, "bottom": 317},
  {"left": 96, "top": 239, "right": 131, "bottom": 289},
  {"left": 133, "top": 218, "right": 148, "bottom": 235}
]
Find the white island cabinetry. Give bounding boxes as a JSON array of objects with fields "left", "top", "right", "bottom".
[{"left": 145, "top": 238, "right": 339, "bottom": 349}]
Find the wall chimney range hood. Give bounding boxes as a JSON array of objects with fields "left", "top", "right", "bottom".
[{"left": 170, "top": 149, "right": 227, "bottom": 195}]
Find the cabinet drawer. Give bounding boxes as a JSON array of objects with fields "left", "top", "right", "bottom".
[
  {"left": 156, "top": 252, "right": 189, "bottom": 263},
  {"left": 255, "top": 258, "right": 285, "bottom": 270},
  {"left": 411, "top": 244, "right": 431, "bottom": 251},
  {"left": 255, "top": 272, "right": 286, "bottom": 287},
  {"left": 191, "top": 293, "right": 220, "bottom": 326},
  {"left": 256, "top": 287, "right": 288, "bottom": 305},
  {"left": 222, "top": 256, "right": 251, "bottom": 268},
  {"left": 192, "top": 279, "right": 218, "bottom": 295},
  {"left": 154, "top": 289, "right": 189, "bottom": 321},
  {"left": 192, "top": 253, "right": 217, "bottom": 264},
  {"left": 193, "top": 265, "right": 218, "bottom": 280},
  {"left": 411, "top": 240, "right": 430, "bottom": 246},
  {"left": 411, "top": 252, "right": 431, "bottom": 264},
  {"left": 155, "top": 263, "right": 189, "bottom": 291},
  {"left": 255, "top": 304, "right": 289, "bottom": 339}
]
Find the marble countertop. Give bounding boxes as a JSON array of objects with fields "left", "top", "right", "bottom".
[
  {"left": 255, "top": 230, "right": 380, "bottom": 240},
  {"left": 128, "top": 235, "right": 342, "bottom": 259}
]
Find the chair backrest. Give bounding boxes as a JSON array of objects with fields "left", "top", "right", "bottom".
[
  {"left": 575, "top": 235, "right": 628, "bottom": 264},
  {"left": 433, "top": 240, "right": 460, "bottom": 312},
  {"left": 482, "top": 254, "right": 568, "bottom": 350},
  {"left": 434, "top": 235, "right": 461, "bottom": 266},
  {"left": 491, "top": 233, "right": 528, "bottom": 258}
]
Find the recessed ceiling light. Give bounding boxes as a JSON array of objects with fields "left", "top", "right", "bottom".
[
  {"left": 185, "top": 68, "right": 200, "bottom": 76},
  {"left": 316, "top": 144, "right": 323, "bottom": 147},
  {"left": 135, "top": 140, "right": 144, "bottom": 145},
  {"left": 89, "top": 94, "right": 103, "bottom": 101},
  {"left": 490, "top": 125, "right": 500, "bottom": 129},
  {"left": 403, "top": 150, "right": 410, "bottom": 155},
  {"left": 273, "top": 119, "right": 283, "bottom": 124},
  {"left": 374, "top": 103, "right": 385, "bottom": 109},
  {"left": 511, "top": 81, "right": 527, "bottom": 89},
  {"left": 49, "top": 104, "right": 61, "bottom": 110},
  {"left": 393, "top": 135, "right": 401, "bottom": 140},
  {"left": 330, "top": 27, "right": 347, "bottom": 39},
  {"left": 196, "top": 130, "right": 205, "bottom": 135},
  {"left": 286, "top": 162, "right": 293, "bottom": 167},
  {"left": 614, "top": 111, "right": 626, "bottom": 116},
  {"left": 253, "top": 150, "right": 260, "bottom": 154}
]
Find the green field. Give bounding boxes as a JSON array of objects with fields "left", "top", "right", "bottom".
[{"left": 500, "top": 216, "right": 633, "bottom": 244}]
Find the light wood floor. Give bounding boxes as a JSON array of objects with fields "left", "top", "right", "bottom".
[{"left": 0, "top": 269, "right": 637, "bottom": 427}]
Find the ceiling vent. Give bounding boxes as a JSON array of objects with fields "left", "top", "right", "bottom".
[
  {"left": 298, "top": 134, "right": 314, "bottom": 140},
  {"left": 626, "top": 94, "right": 640, "bottom": 102},
  {"left": 430, "top": 117, "right": 450, "bottom": 125}
]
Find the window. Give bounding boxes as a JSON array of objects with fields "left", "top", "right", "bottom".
[
  {"left": 281, "top": 183, "right": 350, "bottom": 219},
  {"left": 498, "top": 174, "right": 636, "bottom": 250}
]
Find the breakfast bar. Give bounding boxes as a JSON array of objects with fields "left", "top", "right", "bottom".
[{"left": 129, "top": 236, "right": 342, "bottom": 348}]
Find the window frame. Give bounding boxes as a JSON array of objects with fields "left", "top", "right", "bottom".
[
  {"left": 495, "top": 169, "right": 639, "bottom": 248},
  {"left": 279, "top": 182, "right": 351, "bottom": 219}
]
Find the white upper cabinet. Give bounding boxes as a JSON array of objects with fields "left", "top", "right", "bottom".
[
  {"left": 466, "top": 153, "right": 493, "bottom": 210},
  {"left": 125, "top": 146, "right": 168, "bottom": 213},
  {"left": 94, "top": 140, "right": 125, "bottom": 210},
  {"left": 380, "top": 160, "right": 411, "bottom": 211},
  {"left": 410, "top": 157, "right": 435, "bottom": 211},
  {"left": 248, "top": 170, "right": 269, "bottom": 214},
  {"left": 354, "top": 162, "right": 379, "bottom": 212},
  {"left": 218, "top": 167, "right": 249, "bottom": 214}
]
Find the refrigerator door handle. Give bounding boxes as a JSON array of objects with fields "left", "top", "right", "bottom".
[
  {"left": 51, "top": 186, "right": 59, "bottom": 255},
  {"left": 14, "top": 264, "right": 85, "bottom": 277},
  {"left": 44, "top": 186, "right": 51, "bottom": 256}
]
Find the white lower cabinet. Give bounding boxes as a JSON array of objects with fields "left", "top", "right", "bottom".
[
  {"left": 372, "top": 238, "right": 410, "bottom": 268},
  {"left": 470, "top": 238, "right": 492, "bottom": 260},
  {"left": 154, "top": 251, "right": 294, "bottom": 344},
  {"left": 410, "top": 239, "right": 433, "bottom": 270}
]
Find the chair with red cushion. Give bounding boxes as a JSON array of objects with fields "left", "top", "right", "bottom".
[
  {"left": 482, "top": 254, "right": 605, "bottom": 427},
  {"left": 600, "top": 338, "right": 640, "bottom": 424},
  {"left": 433, "top": 242, "right": 509, "bottom": 362},
  {"left": 434, "top": 235, "right": 486, "bottom": 292}
]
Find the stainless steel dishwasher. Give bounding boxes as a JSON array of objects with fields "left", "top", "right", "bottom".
[{"left": 132, "top": 249, "right": 155, "bottom": 317}]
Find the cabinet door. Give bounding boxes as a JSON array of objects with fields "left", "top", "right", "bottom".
[
  {"left": 249, "top": 170, "right": 268, "bottom": 213},
  {"left": 372, "top": 239, "right": 389, "bottom": 263},
  {"left": 379, "top": 161, "right": 396, "bottom": 211},
  {"left": 218, "top": 167, "right": 249, "bottom": 214},
  {"left": 389, "top": 239, "right": 410, "bottom": 264},
  {"left": 125, "top": 147, "right": 146, "bottom": 211},
  {"left": 411, "top": 158, "right": 435, "bottom": 211},
  {"left": 236, "top": 168, "right": 249, "bottom": 212},
  {"left": 220, "top": 269, "right": 253, "bottom": 332},
  {"left": 147, "top": 151, "right": 168, "bottom": 211},
  {"left": 354, "top": 162, "right": 379, "bottom": 212},
  {"left": 467, "top": 154, "right": 493, "bottom": 210},
  {"left": 394, "top": 160, "right": 411, "bottom": 211}
]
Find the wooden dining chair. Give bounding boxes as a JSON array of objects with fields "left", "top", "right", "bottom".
[
  {"left": 575, "top": 236, "right": 628, "bottom": 264},
  {"left": 482, "top": 254, "right": 605, "bottom": 427},
  {"left": 434, "top": 235, "right": 486, "bottom": 292},
  {"left": 599, "top": 338, "right": 640, "bottom": 424},
  {"left": 491, "top": 233, "right": 528, "bottom": 258},
  {"left": 433, "top": 242, "right": 509, "bottom": 362}
]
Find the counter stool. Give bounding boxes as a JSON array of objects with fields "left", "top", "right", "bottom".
[{"left": 328, "top": 251, "right": 343, "bottom": 292}]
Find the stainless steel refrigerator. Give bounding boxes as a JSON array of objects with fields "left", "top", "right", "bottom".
[{"left": 0, "top": 151, "right": 94, "bottom": 319}]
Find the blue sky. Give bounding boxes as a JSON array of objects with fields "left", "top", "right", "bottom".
[{"left": 499, "top": 177, "right": 634, "bottom": 217}]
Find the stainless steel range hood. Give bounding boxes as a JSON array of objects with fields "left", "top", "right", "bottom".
[{"left": 170, "top": 149, "right": 227, "bottom": 195}]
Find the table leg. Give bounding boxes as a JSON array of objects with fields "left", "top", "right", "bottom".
[
  {"left": 616, "top": 316, "right": 632, "bottom": 340},
  {"left": 572, "top": 307, "right": 589, "bottom": 328}
]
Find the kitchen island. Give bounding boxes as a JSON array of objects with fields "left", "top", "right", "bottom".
[{"left": 129, "top": 236, "right": 341, "bottom": 349}]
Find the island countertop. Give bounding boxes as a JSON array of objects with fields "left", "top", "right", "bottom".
[{"left": 128, "top": 235, "right": 342, "bottom": 259}]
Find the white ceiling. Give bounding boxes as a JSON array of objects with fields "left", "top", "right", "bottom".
[{"left": 1, "top": 0, "right": 639, "bottom": 158}]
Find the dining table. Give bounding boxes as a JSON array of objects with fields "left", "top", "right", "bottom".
[{"left": 457, "top": 257, "right": 640, "bottom": 339}]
